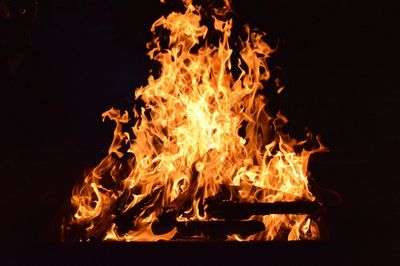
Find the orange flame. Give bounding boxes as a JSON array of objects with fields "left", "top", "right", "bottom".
[{"left": 63, "top": 0, "right": 327, "bottom": 241}]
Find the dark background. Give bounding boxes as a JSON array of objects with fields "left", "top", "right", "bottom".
[{"left": 1, "top": 0, "right": 398, "bottom": 264}]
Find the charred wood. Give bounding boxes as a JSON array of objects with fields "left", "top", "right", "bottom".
[
  {"left": 114, "top": 186, "right": 163, "bottom": 235},
  {"left": 205, "top": 201, "right": 322, "bottom": 220},
  {"left": 158, "top": 167, "right": 199, "bottom": 223},
  {"left": 152, "top": 220, "right": 265, "bottom": 240}
]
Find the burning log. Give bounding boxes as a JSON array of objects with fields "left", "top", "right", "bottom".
[
  {"left": 114, "top": 186, "right": 163, "bottom": 235},
  {"left": 204, "top": 184, "right": 306, "bottom": 205},
  {"left": 152, "top": 220, "right": 265, "bottom": 240},
  {"left": 175, "top": 220, "right": 265, "bottom": 239},
  {"left": 158, "top": 167, "right": 200, "bottom": 223},
  {"left": 63, "top": 202, "right": 118, "bottom": 242},
  {"left": 205, "top": 201, "right": 322, "bottom": 220}
]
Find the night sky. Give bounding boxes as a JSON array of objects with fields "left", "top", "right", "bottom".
[{"left": 1, "top": 0, "right": 398, "bottom": 264}]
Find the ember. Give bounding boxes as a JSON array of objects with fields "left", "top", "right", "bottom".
[{"left": 62, "top": 0, "right": 327, "bottom": 241}]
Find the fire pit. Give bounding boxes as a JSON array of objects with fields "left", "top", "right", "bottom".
[{"left": 62, "top": 0, "right": 330, "bottom": 242}]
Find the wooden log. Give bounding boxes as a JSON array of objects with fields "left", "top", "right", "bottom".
[
  {"left": 152, "top": 220, "right": 265, "bottom": 240},
  {"left": 157, "top": 167, "right": 199, "bottom": 223},
  {"left": 114, "top": 186, "right": 163, "bottom": 235},
  {"left": 205, "top": 201, "right": 322, "bottom": 220},
  {"left": 175, "top": 220, "right": 265, "bottom": 239},
  {"left": 205, "top": 184, "right": 303, "bottom": 205}
]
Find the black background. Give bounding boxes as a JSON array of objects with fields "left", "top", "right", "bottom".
[{"left": 1, "top": 0, "right": 399, "bottom": 264}]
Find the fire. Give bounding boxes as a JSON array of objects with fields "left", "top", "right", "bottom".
[{"left": 62, "top": 0, "right": 327, "bottom": 241}]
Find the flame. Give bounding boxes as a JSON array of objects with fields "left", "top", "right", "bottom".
[{"left": 63, "top": 0, "right": 327, "bottom": 241}]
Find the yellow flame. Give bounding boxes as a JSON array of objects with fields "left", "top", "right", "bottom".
[{"left": 63, "top": 0, "right": 327, "bottom": 241}]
